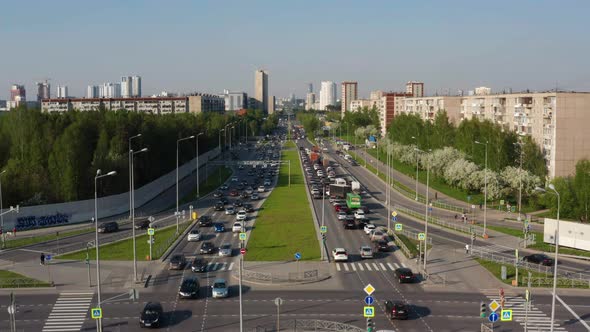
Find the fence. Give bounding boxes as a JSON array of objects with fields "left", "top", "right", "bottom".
[
  {"left": 153, "top": 220, "right": 191, "bottom": 259},
  {"left": 0, "top": 278, "right": 51, "bottom": 288},
  {"left": 393, "top": 204, "right": 486, "bottom": 238},
  {"left": 246, "top": 319, "right": 364, "bottom": 332},
  {"left": 236, "top": 268, "right": 329, "bottom": 284}
]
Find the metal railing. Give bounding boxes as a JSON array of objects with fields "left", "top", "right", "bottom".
[
  {"left": 385, "top": 228, "right": 414, "bottom": 259},
  {"left": 247, "top": 319, "right": 364, "bottom": 332},
  {"left": 153, "top": 220, "right": 191, "bottom": 259},
  {"left": 522, "top": 276, "right": 590, "bottom": 289},
  {"left": 236, "top": 268, "right": 329, "bottom": 284},
  {"left": 0, "top": 278, "right": 51, "bottom": 288},
  {"left": 393, "top": 204, "right": 485, "bottom": 238}
]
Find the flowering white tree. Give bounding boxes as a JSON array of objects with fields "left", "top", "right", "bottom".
[
  {"left": 500, "top": 166, "right": 541, "bottom": 196},
  {"left": 365, "top": 125, "right": 379, "bottom": 137},
  {"left": 430, "top": 147, "right": 465, "bottom": 177},
  {"left": 444, "top": 159, "right": 479, "bottom": 188}
]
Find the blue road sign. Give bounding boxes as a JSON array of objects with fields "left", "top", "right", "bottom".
[
  {"left": 294, "top": 252, "right": 301, "bottom": 260},
  {"left": 45, "top": 255, "right": 52, "bottom": 261},
  {"left": 364, "top": 296, "right": 374, "bottom": 305},
  {"left": 392, "top": 216, "right": 398, "bottom": 222},
  {"left": 428, "top": 207, "right": 433, "bottom": 211},
  {"left": 489, "top": 312, "right": 499, "bottom": 322}
]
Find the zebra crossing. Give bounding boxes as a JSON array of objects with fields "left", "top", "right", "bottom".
[
  {"left": 42, "top": 292, "right": 94, "bottom": 332},
  {"left": 335, "top": 261, "right": 406, "bottom": 272},
  {"left": 205, "top": 261, "right": 234, "bottom": 272},
  {"left": 481, "top": 290, "right": 566, "bottom": 331}
]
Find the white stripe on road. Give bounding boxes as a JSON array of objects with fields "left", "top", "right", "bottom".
[
  {"left": 220, "top": 262, "right": 227, "bottom": 271},
  {"left": 379, "top": 263, "right": 386, "bottom": 271},
  {"left": 351, "top": 263, "right": 357, "bottom": 271},
  {"left": 336, "top": 263, "right": 341, "bottom": 271},
  {"left": 387, "top": 263, "right": 395, "bottom": 271},
  {"left": 228, "top": 262, "right": 234, "bottom": 271},
  {"left": 372, "top": 263, "right": 379, "bottom": 271},
  {"left": 365, "top": 263, "right": 372, "bottom": 271},
  {"left": 343, "top": 264, "right": 349, "bottom": 271},
  {"left": 358, "top": 263, "right": 364, "bottom": 271},
  {"left": 394, "top": 263, "right": 400, "bottom": 269}
]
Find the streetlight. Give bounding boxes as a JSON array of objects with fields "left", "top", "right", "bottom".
[
  {"left": 218, "top": 129, "right": 225, "bottom": 183},
  {"left": 128, "top": 134, "right": 142, "bottom": 220},
  {"left": 0, "top": 169, "right": 6, "bottom": 249},
  {"left": 415, "top": 148, "right": 431, "bottom": 272},
  {"left": 94, "top": 169, "right": 117, "bottom": 332},
  {"left": 411, "top": 136, "right": 419, "bottom": 200},
  {"left": 474, "top": 140, "right": 489, "bottom": 237},
  {"left": 514, "top": 142, "right": 524, "bottom": 222},
  {"left": 130, "top": 147, "right": 148, "bottom": 283},
  {"left": 535, "top": 184, "right": 560, "bottom": 332},
  {"left": 195, "top": 133, "right": 204, "bottom": 201},
  {"left": 176, "top": 135, "right": 195, "bottom": 233}
]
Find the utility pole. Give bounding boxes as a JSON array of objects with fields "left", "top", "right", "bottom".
[
  {"left": 475, "top": 140, "right": 489, "bottom": 237},
  {"left": 131, "top": 147, "right": 148, "bottom": 284}
]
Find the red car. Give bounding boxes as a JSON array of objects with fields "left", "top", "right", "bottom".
[
  {"left": 334, "top": 204, "right": 343, "bottom": 212},
  {"left": 229, "top": 189, "right": 239, "bottom": 197}
]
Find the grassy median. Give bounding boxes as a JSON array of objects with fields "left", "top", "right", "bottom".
[
  {"left": 0, "top": 270, "right": 50, "bottom": 288},
  {"left": 246, "top": 149, "right": 321, "bottom": 261},
  {"left": 4, "top": 227, "right": 94, "bottom": 249}
]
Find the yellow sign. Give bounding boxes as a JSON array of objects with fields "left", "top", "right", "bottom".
[
  {"left": 363, "top": 306, "right": 375, "bottom": 318},
  {"left": 489, "top": 300, "right": 500, "bottom": 312},
  {"left": 91, "top": 308, "right": 102, "bottom": 319},
  {"left": 363, "top": 284, "right": 375, "bottom": 296},
  {"left": 192, "top": 211, "right": 198, "bottom": 220},
  {"left": 391, "top": 211, "right": 398, "bottom": 217}
]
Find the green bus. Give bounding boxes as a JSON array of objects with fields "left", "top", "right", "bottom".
[{"left": 346, "top": 193, "right": 361, "bottom": 209}]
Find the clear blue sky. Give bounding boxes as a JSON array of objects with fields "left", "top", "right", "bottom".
[{"left": 2, "top": 0, "right": 589, "bottom": 100}]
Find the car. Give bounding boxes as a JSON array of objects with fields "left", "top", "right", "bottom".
[
  {"left": 243, "top": 204, "right": 255, "bottom": 213},
  {"left": 354, "top": 210, "right": 366, "bottom": 220},
  {"left": 214, "top": 202, "right": 224, "bottom": 211},
  {"left": 232, "top": 222, "right": 243, "bottom": 233},
  {"left": 213, "top": 190, "right": 224, "bottom": 198},
  {"left": 178, "top": 277, "right": 200, "bottom": 299},
  {"left": 236, "top": 210, "right": 247, "bottom": 221},
  {"left": 332, "top": 248, "right": 349, "bottom": 262},
  {"left": 311, "top": 188, "right": 320, "bottom": 196},
  {"left": 245, "top": 186, "right": 254, "bottom": 195},
  {"left": 237, "top": 184, "right": 245, "bottom": 190},
  {"left": 233, "top": 199, "right": 244, "bottom": 207},
  {"left": 218, "top": 243, "right": 232, "bottom": 257},
  {"left": 375, "top": 240, "right": 389, "bottom": 252},
  {"left": 359, "top": 206, "right": 370, "bottom": 213},
  {"left": 211, "top": 278, "right": 229, "bottom": 298},
  {"left": 219, "top": 197, "right": 229, "bottom": 204},
  {"left": 197, "top": 216, "right": 212, "bottom": 227},
  {"left": 231, "top": 176, "right": 239, "bottom": 182},
  {"left": 169, "top": 254, "right": 186, "bottom": 270},
  {"left": 240, "top": 192, "right": 249, "bottom": 199},
  {"left": 384, "top": 300, "right": 409, "bottom": 320},
  {"left": 191, "top": 257, "right": 207, "bottom": 272},
  {"left": 98, "top": 222, "right": 118, "bottom": 233},
  {"left": 199, "top": 242, "right": 215, "bottom": 254},
  {"left": 344, "top": 215, "right": 356, "bottom": 229},
  {"left": 523, "top": 254, "right": 554, "bottom": 266},
  {"left": 359, "top": 245, "right": 374, "bottom": 259},
  {"left": 213, "top": 223, "right": 225, "bottom": 233},
  {"left": 395, "top": 268, "right": 415, "bottom": 283},
  {"left": 250, "top": 193, "right": 259, "bottom": 200},
  {"left": 258, "top": 185, "right": 265, "bottom": 193},
  {"left": 139, "top": 302, "right": 163, "bottom": 328},
  {"left": 370, "top": 230, "right": 386, "bottom": 242},
  {"left": 337, "top": 211, "right": 347, "bottom": 221},
  {"left": 264, "top": 179, "right": 271, "bottom": 186},
  {"left": 220, "top": 184, "right": 229, "bottom": 190},
  {"left": 364, "top": 224, "right": 376, "bottom": 235},
  {"left": 225, "top": 207, "right": 236, "bottom": 215},
  {"left": 187, "top": 229, "right": 201, "bottom": 241},
  {"left": 333, "top": 204, "right": 343, "bottom": 212},
  {"left": 229, "top": 189, "right": 239, "bottom": 197}
]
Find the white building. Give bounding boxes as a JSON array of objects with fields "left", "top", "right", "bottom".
[
  {"left": 87, "top": 85, "right": 99, "bottom": 98},
  {"left": 219, "top": 90, "right": 248, "bottom": 111},
  {"left": 319, "top": 81, "right": 337, "bottom": 110},
  {"left": 131, "top": 76, "right": 142, "bottom": 97},
  {"left": 121, "top": 76, "right": 132, "bottom": 98},
  {"left": 475, "top": 86, "right": 492, "bottom": 95},
  {"left": 56, "top": 85, "right": 68, "bottom": 98},
  {"left": 101, "top": 83, "right": 121, "bottom": 98},
  {"left": 305, "top": 92, "right": 316, "bottom": 110}
]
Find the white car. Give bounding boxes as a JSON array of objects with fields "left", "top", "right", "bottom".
[
  {"left": 370, "top": 230, "right": 385, "bottom": 242},
  {"left": 359, "top": 245, "right": 373, "bottom": 259},
  {"left": 236, "top": 211, "right": 247, "bottom": 221},
  {"left": 364, "top": 224, "right": 376, "bottom": 235},
  {"left": 354, "top": 210, "right": 366, "bottom": 220},
  {"left": 245, "top": 187, "right": 254, "bottom": 195},
  {"left": 231, "top": 176, "right": 239, "bottom": 182},
  {"left": 264, "top": 179, "right": 271, "bottom": 186},
  {"left": 232, "top": 222, "right": 243, "bottom": 233},
  {"left": 332, "top": 248, "right": 349, "bottom": 262},
  {"left": 218, "top": 243, "right": 232, "bottom": 257},
  {"left": 187, "top": 229, "right": 201, "bottom": 242},
  {"left": 258, "top": 186, "right": 265, "bottom": 193},
  {"left": 337, "top": 211, "right": 347, "bottom": 221},
  {"left": 225, "top": 207, "right": 235, "bottom": 215}
]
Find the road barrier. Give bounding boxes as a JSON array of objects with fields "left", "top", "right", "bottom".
[
  {"left": 392, "top": 204, "right": 486, "bottom": 238},
  {"left": 153, "top": 219, "right": 191, "bottom": 259},
  {"left": 247, "top": 319, "right": 364, "bottom": 332}
]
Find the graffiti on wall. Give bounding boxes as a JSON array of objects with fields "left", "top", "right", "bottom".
[{"left": 15, "top": 213, "right": 70, "bottom": 230}]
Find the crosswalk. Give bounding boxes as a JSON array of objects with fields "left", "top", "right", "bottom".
[
  {"left": 42, "top": 292, "right": 94, "bottom": 332},
  {"left": 335, "top": 261, "right": 406, "bottom": 272},
  {"left": 205, "top": 261, "right": 234, "bottom": 272},
  {"left": 481, "top": 290, "right": 566, "bottom": 331}
]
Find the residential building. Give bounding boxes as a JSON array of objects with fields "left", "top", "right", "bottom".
[
  {"left": 87, "top": 85, "right": 99, "bottom": 98},
  {"left": 399, "top": 96, "right": 462, "bottom": 123},
  {"left": 370, "top": 90, "right": 384, "bottom": 100},
  {"left": 268, "top": 96, "right": 275, "bottom": 114},
  {"left": 380, "top": 92, "right": 411, "bottom": 137},
  {"left": 10, "top": 84, "right": 26, "bottom": 103},
  {"left": 255, "top": 70, "right": 269, "bottom": 113},
  {"left": 121, "top": 76, "right": 132, "bottom": 98},
  {"left": 475, "top": 87, "right": 492, "bottom": 96},
  {"left": 0, "top": 100, "right": 7, "bottom": 112},
  {"left": 349, "top": 99, "right": 383, "bottom": 113},
  {"left": 131, "top": 76, "right": 142, "bottom": 97},
  {"left": 219, "top": 90, "right": 248, "bottom": 111},
  {"left": 305, "top": 93, "right": 316, "bottom": 110},
  {"left": 56, "top": 85, "right": 68, "bottom": 98},
  {"left": 307, "top": 83, "right": 313, "bottom": 94},
  {"left": 36, "top": 81, "right": 50, "bottom": 101},
  {"left": 406, "top": 81, "right": 424, "bottom": 97},
  {"left": 341, "top": 81, "right": 358, "bottom": 114},
  {"left": 319, "top": 81, "right": 337, "bottom": 111}
]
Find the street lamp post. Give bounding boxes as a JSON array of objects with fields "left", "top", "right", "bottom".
[
  {"left": 128, "top": 134, "right": 142, "bottom": 220},
  {"left": 415, "top": 148, "right": 431, "bottom": 271},
  {"left": 218, "top": 129, "right": 225, "bottom": 182},
  {"left": 535, "top": 184, "right": 560, "bottom": 332},
  {"left": 0, "top": 169, "right": 6, "bottom": 249},
  {"left": 514, "top": 142, "right": 524, "bottom": 222},
  {"left": 411, "top": 136, "right": 419, "bottom": 201},
  {"left": 94, "top": 169, "right": 117, "bottom": 332},
  {"left": 475, "top": 140, "right": 489, "bottom": 236},
  {"left": 131, "top": 147, "right": 148, "bottom": 283},
  {"left": 195, "top": 132, "right": 204, "bottom": 202},
  {"left": 176, "top": 135, "right": 195, "bottom": 233}
]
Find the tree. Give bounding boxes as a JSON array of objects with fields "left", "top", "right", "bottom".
[{"left": 574, "top": 160, "right": 590, "bottom": 221}]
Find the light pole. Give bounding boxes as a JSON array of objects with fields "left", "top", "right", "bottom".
[
  {"left": 195, "top": 132, "right": 204, "bottom": 202},
  {"left": 176, "top": 135, "right": 195, "bottom": 233},
  {"left": 218, "top": 129, "right": 225, "bottom": 183},
  {"left": 387, "top": 141, "right": 391, "bottom": 231},
  {"left": 415, "top": 148, "right": 431, "bottom": 271},
  {"left": 128, "top": 134, "right": 142, "bottom": 220},
  {"left": 535, "top": 184, "right": 560, "bottom": 332},
  {"left": 94, "top": 169, "right": 117, "bottom": 332},
  {"left": 514, "top": 142, "right": 524, "bottom": 222},
  {"left": 474, "top": 140, "right": 489, "bottom": 237},
  {"left": 411, "top": 136, "right": 419, "bottom": 201},
  {"left": 131, "top": 147, "right": 148, "bottom": 283},
  {"left": 0, "top": 169, "right": 6, "bottom": 249}
]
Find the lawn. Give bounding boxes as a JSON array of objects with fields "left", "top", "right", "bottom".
[
  {"left": 284, "top": 140, "right": 296, "bottom": 149},
  {"left": 0, "top": 270, "right": 50, "bottom": 288},
  {"left": 4, "top": 227, "right": 94, "bottom": 249},
  {"left": 486, "top": 225, "right": 528, "bottom": 238},
  {"left": 246, "top": 149, "right": 321, "bottom": 261},
  {"left": 396, "top": 233, "right": 420, "bottom": 257},
  {"left": 58, "top": 222, "right": 190, "bottom": 261}
]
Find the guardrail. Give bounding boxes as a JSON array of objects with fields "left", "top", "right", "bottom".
[
  {"left": 522, "top": 276, "right": 590, "bottom": 288},
  {"left": 247, "top": 319, "right": 364, "bottom": 332},
  {"left": 0, "top": 278, "right": 51, "bottom": 288},
  {"left": 235, "top": 268, "right": 329, "bottom": 284},
  {"left": 385, "top": 228, "right": 414, "bottom": 259},
  {"left": 392, "top": 204, "right": 486, "bottom": 238},
  {"left": 153, "top": 220, "right": 191, "bottom": 259}
]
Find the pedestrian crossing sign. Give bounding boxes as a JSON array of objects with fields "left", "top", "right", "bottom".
[
  {"left": 320, "top": 226, "right": 327, "bottom": 233},
  {"left": 418, "top": 233, "right": 426, "bottom": 241},
  {"left": 147, "top": 228, "right": 155, "bottom": 236},
  {"left": 239, "top": 232, "right": 247, "bottom": 241},
  {"left": 394, "top": 223, "right": 402, "bottom": 231},
  {"left": 91, "top": 307, "right": 102, "bottom": 319},
  {"left": 363, "top": 306, "right": 375, "bottom": 318},
  {"left": 500, "top": 309, "right": 512, "bottom": 321}
]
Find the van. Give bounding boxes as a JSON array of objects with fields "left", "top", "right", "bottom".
[{"left": 98, "top": 222, "right": 119, "bottom": 233}]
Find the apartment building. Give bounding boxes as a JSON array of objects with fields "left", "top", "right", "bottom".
[
  {"left": 341, "top": 81, "right": 358, "bottom": 114},
  {"left": 399, "top": 96, "right": 462, "bottom": 123}
]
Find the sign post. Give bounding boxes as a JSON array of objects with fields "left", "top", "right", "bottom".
[
  {"left": 295, "top": 252, "right": 302, "bottom": 278},
  {"left": 147, "top": 228, "right": 155, "bottom": 260},
  {"left": 274, "top": 297, "right": 283, "bottom": 332}
]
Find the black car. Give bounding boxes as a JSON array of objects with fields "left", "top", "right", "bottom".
[
  {"left": 198, "top": 216, "right": 212, "bottom": 227},
  {"left": 375, "top": 240, "right": 389, "bottom": 252},
  {"left": 191, "top": 258, "right": 207, "bottom": 272},
  {"left": 98, "top": 222, "right": 118, "bottom": 233},
  {"left": 214, "top": 202, "right": 224, "bottom": 211},
  {"left": 178, "top": 277, "right": 200, "bottom": 298},
  {"left": 233, "top": 200, "right": 244, "bottom": 207},
  {"left": 395, "top": 268, "right": 414, "bottom": 283},
  {"left": 213, "top": 190, "right": 224, "bottom": 198},
  {"left": 200, "top": 242, "right": 215, "bottom": 254},
  {"left": 384, "top": 300, "right": 409, "bottom": 320},
  {"left": 140, "top": 302, "right": 163, "bottom": 328},
  {"left": 523, "top": 254, "right": 554, "bottom": 266},
  {"left": 219, "top": 197, "right": 229, "bottom": 204},
  {"left": 134, "top": 218, "right": 150, "bottom": 230},
  {"left": 169, "top": 254, "right": 186, "bottom": 270},
  {"left": 243, "top": 204, "right": 255, "bottom": 213}
]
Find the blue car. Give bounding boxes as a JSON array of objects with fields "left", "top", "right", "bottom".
[{"left": 214, "top": 223, "right": 225, "bottom": 233}]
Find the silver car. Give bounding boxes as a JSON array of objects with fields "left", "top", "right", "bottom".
[
  {"left": 212, "top": 278, "right": 229, "bottom": 298},
  {"left": 218, "top": 243, "right": 232, "bottom": 257}
]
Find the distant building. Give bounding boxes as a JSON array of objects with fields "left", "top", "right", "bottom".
[
  {"left": 87, "top": 85, "right": 99, "bottom": 98},
  {"left": 307, "top": 83, "right": 313, "bottom": 94},
  {"left": 0, "top": 100, "right": 7, "bottom": 112},
  {"left": 10, "top": 84, "right": 26, "bottom": 104},
  {"left": 370, "top": 90, "right": 384, "bottom": 100},
  {"left": 380, "top": 92, "right": 411, "bottom": 137},
  {"left": 121, "top": 76, "right": 132, "bottom": 98},
  {"left": 319, "top": 81, "right": 337, "bottom": 111},
  {"left": 255, "top": 70, "right": 269, "bottom": 113},
  {"left": 131, "top": 76, "right": 142, "bottom": 97},
  {"left": 268, "top": 96, "right": 275, "bottom": 114},
  {"left": 406, "top": 81, "right": 424, "bottom": 97},
  {"left": 36, "top": 81, "right": 50, "bottom": 102},
  {"left": 475, "top": 86, "right": 492, "bottom": 95},
  {"left": 341, "top": 81, "right": 358, "bottom": 114},
  {"left": 305, "top": 93, "right": 316, "bottom": 110},
  {"left": 56, "top": 85, "right": 68, "bottom": 98},
  {"left": 219, "top": 90, "right": 248, "bottom": 111}
]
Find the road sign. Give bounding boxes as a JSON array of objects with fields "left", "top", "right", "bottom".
[
  {"left": 239, "top": 232, "right": 247, "bottom": 241},
  {"left": 395, "top": 223, "right": 402, "bottom": 231},
  {"left": 489, "top": 312, "right": 499, "bottom": 322},
  {"left": 391, "top": 211, "right": 397, "bottom": 217},
  {"left": 525, "top": 289, "right": 531, "bottom": 302},
  {"left": 418, "top": 233, "right": 426, "bottom": 241},
  {"left": 45, "top": 255, "right": 52, "bottom": 261},
  {"left": 363, "top": 306, "right": 375, "bottom": 318},
  {"left": 500, "top": 309, "right": 512, "bottom": 321},
  {"left": 363, "top": 284, "right": 375, "bottom": 296},
  {"left": 294, "top": 252, "right": 301, "bottom": 260},
  {"left": 7, "top": 304, "right": 15, "bottom": 315},
  {"left": 147, "top": 238, "right": 154, "bottom": 244},
  {"left": 91, "top": 307, "right": 102, "bottom": 319},
  {"left": 240, "top": 248, "right": 247, "bottom": 255},
  {"left": 428, "top": 207, "right": 433, "bottom": 212},
  {"left": 320, "top": 225, "right": 327, "bottom": 233},
  {"left": 489, "top": 300, "right": 500, "bottom": 312},
  {"left": 364, "top": 296, "right": 374, "bottom": 306},
  {"left": 392, "top": 216, "right": 398, "bottom": 222},
  {"left": 147, "top": 228, "right": 155, "bottom": 236},
  {"left": 148, "top": 216, "right": 155, "bottom": 222},
  {"left": 274, "top": 297, "right": 284, "bottom": 306},
  {"left": 500, "top": 200, "right": 505, "bottom": 205}
]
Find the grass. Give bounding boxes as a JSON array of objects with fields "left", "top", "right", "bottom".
[
  {"left": 0, "top": 270, "right": 51, "bottom": 288},
  {"left": 284, "top": 140, "right": 296, "bottom": 149},
  {"left": 487, "top": 225, "right": 528, "bottom": 238},
  {"left": 397, "top": 233, "right": 420, "bottom": 257},
  {"left": 58, "top": 222, "right": 190, "bottom": 261},
  {"left": 246, "top": 149, "right": 321, "bottom": 261},
  {"left": 4, "top": 227, "right": 94, "bottom": 249},
  {"left": 179, "top": 166, "right": 232, "bottom": 205}
]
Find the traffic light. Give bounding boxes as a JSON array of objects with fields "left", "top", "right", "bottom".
[
  {"left": 366, "top": 318, "right": 374, "bottom": 332},
  {"left": 322, "top": 234, "right": 326, "bottom": 242},
  {"left": 472, "top": 233, "right": 476, "bottom": 241},
  {"left": 480, "top": 301, "right": 487, "bottom": 318}
]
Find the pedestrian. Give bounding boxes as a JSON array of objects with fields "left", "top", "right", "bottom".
[
  {"left": 465, "top": 244, "right": 470, "bottom": 254},
  {"left": 479, "top": 202, "right": 483, "bottom": 210},
  {"left": 454, "top": 214, "right": 458, "bottom": 220},
  {"left": 435, "top": 192, "right": 438, "bottom": 200},
  {"left": 40, "top": 253, "right": 45, "bottom": 266}
]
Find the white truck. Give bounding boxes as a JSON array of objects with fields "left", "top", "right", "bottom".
[
  {"left": 334, "top": 178, "right": 347, "bottom": 185},
  {"left": 351, "top": 181, "right": 361, "bottom": 193}
]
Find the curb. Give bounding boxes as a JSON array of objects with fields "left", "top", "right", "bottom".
[{"left": 231, "top": 271, "right": 331, "bottom": 286}]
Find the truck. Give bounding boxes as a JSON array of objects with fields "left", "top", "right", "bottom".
[
  {"left": 334, "top": 178, "right": 347, "bottom": 185},
  {"left": 329, "top": 184, "right": 351, "bottom": 199},
  {"left": 351, "top": 181, "right": 361, "bottom": 193},
  {"left": 346, "top": 193, "right": 361, "bottom": 209}
]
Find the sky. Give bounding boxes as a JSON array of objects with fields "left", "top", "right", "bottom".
[{"left": 2, "top": 0, "right": 590, "bottom": 100}]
